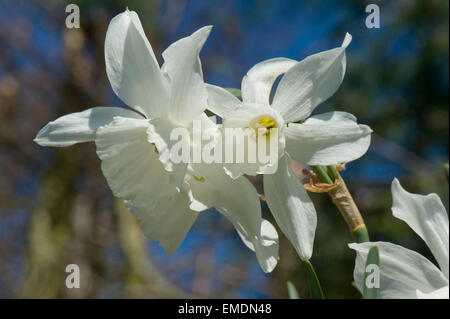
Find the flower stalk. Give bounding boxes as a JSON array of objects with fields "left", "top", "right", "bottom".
[
  {"left": 305, "top": 260, "right": 325, "bottom": 299},
  {"left": 309, "top": 165, "right": 370, "bottom": 243},
  {"left": 311, "top": 166, "right": 333, "bottom": 185}
]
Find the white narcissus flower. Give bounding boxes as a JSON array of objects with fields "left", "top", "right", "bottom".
[
  {"left": 34, "top": 10, "right": 279, "bottom": 273},
  {"left": 205, "top": 33, "right": 372, "bottom": 261},
  {"left": 349, "top": 178, "right": 449, "bottom": 299}
]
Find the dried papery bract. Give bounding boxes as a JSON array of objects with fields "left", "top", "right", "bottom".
[
  {"left": 327, "top": 175, "right": 366, "bottom": 233},
  {"left": 305, "top": 165, "right": 368, "bottom": 242}
]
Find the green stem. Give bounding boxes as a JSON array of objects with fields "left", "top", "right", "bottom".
[
  {"left": 326, "top": 165, "right": 340, "bottom": 182},
  {"left": 311, "top": 165, "right": 333, "bottom": 184},
  {"left": 352, "top": 226, "right": 370, "bottom": 243},
  {"left": 304, "top": 260, "right": 324, "bottom": 299}
]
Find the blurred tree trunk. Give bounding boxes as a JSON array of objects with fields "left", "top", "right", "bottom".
[
  {"left": 115, "top": 199, "right": 190, "bottom": 298},
  {"left": 21, "top": 148, "right": 80, "bottom": 298}
]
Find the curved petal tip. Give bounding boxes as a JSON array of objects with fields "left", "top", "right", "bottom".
[{"left": 342, "top": 32, "right": 352, "bottom": 48}]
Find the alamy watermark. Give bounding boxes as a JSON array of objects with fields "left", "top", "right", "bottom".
[
  {"left": 365, "top": 4, "right": 380, "bottom": 29},
  {"left": 365, "top": 263, "right": 380, "bottom": 289},
  {"left": 65, "top": 264, "right": 80, "bottom": 289},
  {"left": 65, "top": 4, "right": 80, "bottom": 29},
  {"left": 166, "top": 120, "right": 279, "bottom": 167}
]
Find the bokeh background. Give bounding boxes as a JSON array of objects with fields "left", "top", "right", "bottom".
[{"left": 0, "top": 0, "right": 448, "bottom": 298}]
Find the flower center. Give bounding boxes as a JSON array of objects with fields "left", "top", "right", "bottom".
[{"left": 251, "top": 117, "right": 277, "bottom": 140}]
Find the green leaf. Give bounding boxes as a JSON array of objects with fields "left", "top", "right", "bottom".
[
  {"left": 443, "top": 163, "right": 449, "bottom": 182},
  {"left": 286, "top": 281, "right": 300, "bottom": 299},
  {"left": 305, "top": 260, "right": 324, "bottom": 299},
  {"left": 363, "top": 245, "right": 380, "bottom": 299},
  {"left": 225, "top": 87, "right": 242, "bottom": 101}
]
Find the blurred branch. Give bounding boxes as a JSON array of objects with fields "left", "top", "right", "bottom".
[{"left": 115, "top": 199, "right": 191, "bottom": 298}]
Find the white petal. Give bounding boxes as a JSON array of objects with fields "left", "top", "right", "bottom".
[
  {"left": 272, "top": 33, "right": 352, "bottom": 122},
  {"left": 125, "top": 193, "right": 198, "bottom": 255},
  {"left": 221, "top": 102, "right": 286, "bottom": 178},
  {"left": 34, "top": 107, "right": 142, "bottom": 147},
  {"left": 162, "top": 26, "right": 212, "bottom": 124},
  {"left": 285, "top": 111, "right": 372, "bottom": 165},
  {"left": 241, "top": 57, "right": 297, "bottom": 104},
  {"left": 349, "top": 242, "right": 449, "bottom": 299},
  {"left": 147, "top": 117, "right": 188, "bottom": 188},
  {"left": 236, "top": 219, "right": 279, "bottom": 273},
  {"left": 417, "top": 286, "right": 449, "bottom": 299},
  {"left": 105, "top": 10, "right": 169, "bottom": 118},
  {"left": 263, "top": 155, "right": 317, "bottom": 260},
  {"left": 391, "top": 178, "right": 449, "bottom": 279},
  {"left": 188, "top": 163, "right": 279, "bottom": 273},
  {"left": 208, "top": 115, "right": 217, "bottom": 124},
  {"left": 95, "top": 116, "right": 177, "bottom": 209},
  {"left": 205, "top": 84, "right": 242, "bottom": 118}
]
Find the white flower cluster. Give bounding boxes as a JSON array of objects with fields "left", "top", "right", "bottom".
[
  {"left": 33, "top": 10, "right": 371, "bottom": 273},
  {"left": 35, "top": 10, "right": 448, "bottom": 299}
]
